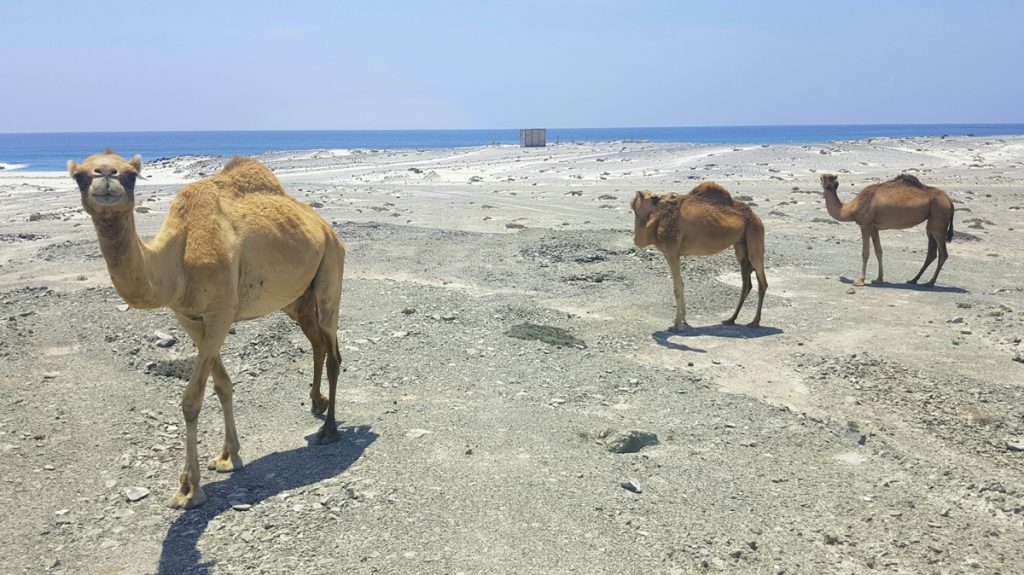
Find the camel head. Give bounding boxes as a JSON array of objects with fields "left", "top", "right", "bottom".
[
  {"left": 68, "top": 150, "right": 142, "bottom": 216},
  {"left": 631, "top": 191, "right": 673, "bottom": 247},
  {"left": 820, "top": 173, "right": 839, "bottom": 194}
]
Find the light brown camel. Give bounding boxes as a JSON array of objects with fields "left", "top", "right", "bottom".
[
  {"left": 819, "top": 173, "right": 954, "bottom": 287},
  {"left": 631, "top": 182, "right": 767, "bottom": 330},
  {"left": 69, "top": 150, "right": 346, "bottom": 509}
]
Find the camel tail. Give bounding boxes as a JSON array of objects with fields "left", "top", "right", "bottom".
[{"left": 946, "top": 209, "right": 954, "bottom": 243}]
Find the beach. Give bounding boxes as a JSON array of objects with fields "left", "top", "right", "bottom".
[{"left": 1, "top": 136, "right": 1023, "bottom": 573}]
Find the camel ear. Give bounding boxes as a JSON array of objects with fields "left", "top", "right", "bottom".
[
  {"left": 67, "top": 160, "right": 78, "bottom": 177},
  {"left": 129, "top": 155, "right": 142, "bottom": 174}
]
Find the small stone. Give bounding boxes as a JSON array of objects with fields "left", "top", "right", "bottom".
[
  {"left": 846, "top": 287, "right": 856, "bottom": 294},
  {"left": 231, "top": 503, "right": 252, "bottom": 511},
  {"left": 1007, "top": 441, "right": 1024, "bottom": 452},
  {"left": 948, "top": 316, "right": 965, "bottom": 324},
  {"left": 440, "top": 314, "right": 457, "bottom": 322},
  {"left": 620, "top": 479, "right": 642, "bottom": 493},
  {"left": 392, "top": 331, "right": 409, "bottom": 338},
  {"left": 42, "top": 372, "right": 59, "bottom": 380},
  {"left": 405, "top": 429, "right": 431, "bottom": 439},
  {"left": 729, "top": 548, "right": 743, "bottom": 559},
  {"left": 123, "top": 486, "right": 150, "bottom": 502},
  {"left": 401, "top": 308, "right": 416, "bottom": 315},
  {"left": 959, "top": 328, "right": 972, "bottom": 335}
]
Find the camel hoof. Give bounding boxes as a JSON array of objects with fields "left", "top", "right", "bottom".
[
  {"left": 311, "top": 394, "right": 329, "bottom": 416},
  {"left": 906, "top": 279, "right": 918, "bottom": 285},
  {"left": 721, "top": 318, "right": 736, "bottom": 326},
  {"left": 315, "top": 421, "right": 340, "bottom": 445},
  {"left": 853, "top": 278, "right": 865, "bottom": 287},
  {"left": 670, "top": 322, "right": 690, "bottom": 332},
  {"left": 168, "top": 486, "right": 207, "bottom": 509},
  {"left": 746, "top": 321, "right": 761, "bottom": 328},
  {"left": 870, "top": 278, "right": 884, "bottom": 285},
  {"left": 207, "top": 454, "right": 243, "bottom": 473},
  {"left": 925, "top": 281, "right": 936, "bottom": 287}
]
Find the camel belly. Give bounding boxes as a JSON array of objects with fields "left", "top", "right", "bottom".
[{"left": 234, "top": 235, "right": 323, "bottom": 320}]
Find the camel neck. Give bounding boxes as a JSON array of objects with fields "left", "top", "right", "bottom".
[
  {"left": 92, "top": 211, "right": 176, "bottom": 308},
  {"left": 823, "top": 189, "right": 854, "bottom": 222}
]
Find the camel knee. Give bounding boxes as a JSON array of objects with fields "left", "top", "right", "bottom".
[{"left": 182, "top": 404, "right": 201, "bottom": 423}]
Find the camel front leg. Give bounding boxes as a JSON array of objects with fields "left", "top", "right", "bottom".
[
  {"left": 665, "top": 253, "right": 688, "bottom": 330},
  {"left": 169, "top": 353, "right": 213, "bottom": 509},
  {"left": 854, "top": 227, "right": 870, "bottom": 286},
  {"left": 870, "top": 228, "right": 884, "bottom": 284},
  {"left": 207, "top": 356, "right": 243, "bottom": 473},
  {"left": 169, "top": 314, "right": 232, "bottom": 509}
]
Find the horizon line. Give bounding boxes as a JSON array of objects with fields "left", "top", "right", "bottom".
[{"left": 5, "top": 122, "right": 1024, "bottom": 137}]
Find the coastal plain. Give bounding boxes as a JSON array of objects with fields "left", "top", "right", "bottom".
[{"left": 1, "top": 136, "right": 1023, "bottom": 574}]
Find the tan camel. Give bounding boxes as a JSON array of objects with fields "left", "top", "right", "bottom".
[
  {"left": 69, "top": 150, "right": 346, "bottom": 509},
  {"left": 631, "top": 182, "right": 767, "bottom": 329},
  {"left": 820, "top": 173, "right": 954, "bottom": 286}
]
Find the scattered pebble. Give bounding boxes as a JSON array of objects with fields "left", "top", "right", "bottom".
[
  {"left": 620, "top": 479, "right": 642, "bottom": 494},
  {"left": 123, "top": 486, "right": 150, "bottom": 502}
]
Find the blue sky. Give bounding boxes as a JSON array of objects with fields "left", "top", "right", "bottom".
[{"left": 1, "top": 1, "right": 1022, "bottom": 132}]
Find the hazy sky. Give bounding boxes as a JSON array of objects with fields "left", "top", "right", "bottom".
[{"left": 2, "top": 1, "right": 1022, "bottom": 132}]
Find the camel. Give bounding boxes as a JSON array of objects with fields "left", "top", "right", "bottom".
[
  {"left": 631, "top": 182, "right": 767, "bottom": 330},
  {"left": 68, "top": 150, "right": 345, "bottom": 509},
  {"left": 819, "top": 173, "right": 954, "bottom": 286}
]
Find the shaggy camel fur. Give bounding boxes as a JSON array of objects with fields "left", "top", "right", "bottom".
[
  {"left": 820, "top": 173, "right": 954, "bottom": 286},
  {"left": 69, "top": 150, "right": 345, "bottom": 509},
  {"left": 631, "top": 182, "right": 767, "bottom": 329}
]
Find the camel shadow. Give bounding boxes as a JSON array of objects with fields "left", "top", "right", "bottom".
[
  {"left": 652, "top": 323, "right": 782, "bottom": 350},
  {"left": 156, "top": 424, "right": 377, "bottom": 575},
  {"left": 838, "top": 276, "right": 968, "bottom": 294}
]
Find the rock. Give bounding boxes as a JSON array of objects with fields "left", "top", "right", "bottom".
[
  {"left": 505, "top": 223, "right": 526, "bottom": 229},
  {"left": 729, "top": 548, "right": 743, "bottom": 559},
  {"left": 123, "top": 486, "right": 150, "bottom": 502},
  {"left": 620, "top": 479, "right": 642, "bottom": 494},
  {"left": 405, "top": 429, "right": 431, "bottom": 439},
  {"left": 1007, "top": 441, "right": 1024, "bottom": 452},
  {"left": 42, "top": 372, "right": 59, "bottom": 380},
  {"left": 231, "top": 503, "right": 252, "bottom": 511},
  {"left": 604, "top": 429, "right": 659, "bottom": 453},
  {"left": 154, "top": 331, "right": 177, "bottom": 348},
  {"left": 401, "top": 308, "right": 416, "bottom": 315},
  {"left": 846, "top": 287, "right": 857, "bottom": 294},
  {"left": 117, "top": 304, "right": 130, "bottom": 312}
]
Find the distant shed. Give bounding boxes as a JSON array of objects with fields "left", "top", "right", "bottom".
[{"left": 520, "top": 128, "right": 546, "bottom": 147}]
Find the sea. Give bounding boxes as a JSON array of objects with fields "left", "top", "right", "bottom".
[{"left": 2, "top": 124, "right": 1023, "bottom": 172}]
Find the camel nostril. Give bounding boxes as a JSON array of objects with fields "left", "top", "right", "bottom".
[{"left": 110, "top": 169, "right": 118, "bottom": 176}]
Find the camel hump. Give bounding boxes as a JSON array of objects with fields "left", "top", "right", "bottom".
[
  {"left": 689, "top": 181, "right": 734, "bottom": 205},
  {"left": 221, "top": 156, "right": 263, "bottom": 173},
  {"left": 893, "top": 173, "right": 924, "bottom": 188},
  {"left": 217, "top": 157, "right": 286, "bottom": 195}
]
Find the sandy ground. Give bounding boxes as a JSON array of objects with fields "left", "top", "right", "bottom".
[{"left": 1, "top": 136, "right": 1023, "bottom": 574}]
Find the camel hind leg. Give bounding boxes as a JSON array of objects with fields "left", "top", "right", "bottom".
[
  {"left": 285, "top": 291, "right": 329, "bottom": 415},
  {"left": 908, "top": 235, "right": 937, "bottom": 284},
  {"left": 746, "top": 224, "right": 768, "bottom": 328},
  {"left": 925, "top": 224, "right": 949, "bottom": 286},
  {"left": 723, "top": 241, "right": 753, "bottom": 325},
  {"left": 312, "top": 240, "right": 345, "bottom": 444}
]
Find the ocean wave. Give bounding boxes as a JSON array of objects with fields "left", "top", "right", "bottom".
[{"left": 0, "top": 163, "right": 28, "bottom": 171}]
